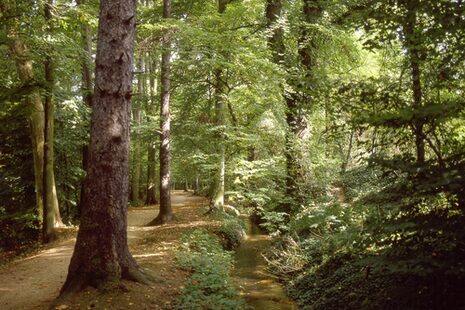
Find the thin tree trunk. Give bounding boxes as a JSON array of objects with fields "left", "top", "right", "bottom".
[
  {"left": 145, "top": 57, "right": 158, "bottom": 205},
  {"left": 2, "top": 3, "right": 45, "bottom": 225},
  {"left": 212, "top": 69, "right": 226, "bottom": 209},
  {"left": 43, "top": 0, "right": 64, "bottom": 242},
  {"left": 148, "top": 0, "right": 174, "bottom": 225},
  {"left": 77, "top": 0, "right": 93, "bottom": 108},
  {"left": 404, "top": 0, "right": 425, "bottom": 164},
  {"left": 194, "top": 174, "right": 200, "bottom": 195},
  {"left": 61, "top": 0, "right": 154, "bottom": 294},
  {"left": 131, "top": 59, "right": 143, "bottom": 203},
  {"left": 77, "top": 0, "right": 93, "bottom": 217},
  {"left": 211, "top": 0, "right": 230, "bottom": 210},
  {"left": 43, "top": 34, "right": 56, "bottom": 242}
]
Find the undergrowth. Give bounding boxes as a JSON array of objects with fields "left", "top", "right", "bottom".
[
  {"left": 175, "top": 229, "right": 246, "bottom": 310},
  {"left": 263, "top": 165, "right": 465, "bottom": 310},
  {"left": 211, "top": 213, "right": 246, "bottom": 250}
]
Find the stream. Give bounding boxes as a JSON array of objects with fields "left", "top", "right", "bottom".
[{"left": 233, "top": 219, "right": 297, "bottom": 309}]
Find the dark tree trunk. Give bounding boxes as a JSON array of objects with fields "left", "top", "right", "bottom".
[
  {"left": 404, "top": 0, "right": 425, "bottom": 163},
  {"left": 145, "top": 141, "right": 158, "bottom": 205},
  {"left": 61, "top": 0, "right": 152, "bottom": 294},
  {"left": 77, "top": 0, "right": 94, "bottom": 108},
  {"left": 78, "top": 145, "right": 89, "bottom": 218},
  {"left": 265, "top": 0, "right": 285, "bottom": 64},
  {"left": 148, "top": 0, "right": 174, "bottom": 225},
  {"left": 266, "top": 0, "right": 321, "bottom": 211},
  {"left": 265, "top": 0, "right": 301, "bottom": 207},
  {"left": 77, "top": 0, "right": 93, "bottom": 217}
]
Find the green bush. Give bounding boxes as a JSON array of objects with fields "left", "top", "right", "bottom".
[
  {"left": 0, "top": 210, "right": 40, "bottom": 250},
  {"left": 213, "top": 214, "right": 246, "bottom": 250},
  {"left": 176, "top": 229, "right": 246, "bottom": 310}
]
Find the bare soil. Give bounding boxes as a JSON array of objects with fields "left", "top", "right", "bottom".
[{"left": 0, "top": 191, "right": 211, "bottom": 310}]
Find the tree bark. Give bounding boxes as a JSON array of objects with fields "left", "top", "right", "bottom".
[
  {"left": 77, "top": 0, "right": 93, "bottom": 218},
  {"left": 61, "top": 0, "right": 152, "bottom": 294},
  {"left": 212, "top": 68, "right": 226, "bottom": 209},
  {"left": 76, "top": 0, "right": 94, "bottom": 108},
  {"left": 210, "top": 0, "right": 231, "bottom": 210},
  {"left": 2, "top": 2, "right": 45, "bottom": 226},
  {"left": 148, "top": 0, "right": 174, "bottom": 225},
  {"left": 404, "top": 0, "right": 425, "bottom": 164},
  {"left": 265, "top": 0, "right": 285, "bottom": 64},
  {"left": 266, "top": 0, "right": 320, "bottom": 210},
  {"left": 43, "top": 0, "right": 62, "bottom": 243},
  {"left": 145, "top": 58, "right": 158, "bottom": 205},
  {"left": 131, "top": 58, "right": 143, "bottom": 203},
  {"left": 193, "top": 174, "right": 200, "bottom": 195}
]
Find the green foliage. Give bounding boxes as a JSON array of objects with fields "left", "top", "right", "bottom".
[
  {"left": 289, "top": 253, "right": 465, "bottom": 310},
  {"left": 211, "top": 213, "right": 246, "bottom": 250},
  {"left": 0, "top": 210, "right": 40, "bottom": 250},
  {"left": 176, "top": 229, "right": 245, "bottom": 310}
]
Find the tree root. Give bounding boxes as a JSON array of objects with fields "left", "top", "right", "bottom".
[
  {"left": 146, "top": 213, "right": 176, "bottom": 226},
  {"left": 57, "top": 266, "right": 162, "bottom": 302},
  {"left": 123, "top": 266, "right": 163, "bottom": 285}
]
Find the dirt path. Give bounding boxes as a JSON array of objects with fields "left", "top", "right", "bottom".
[{"left": 0, "top": 191, "right": 209, "bottom": 310}]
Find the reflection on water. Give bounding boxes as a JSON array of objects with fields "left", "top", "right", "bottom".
[{"left": 233, "top": 220, "right": 297, "bottom": 310}]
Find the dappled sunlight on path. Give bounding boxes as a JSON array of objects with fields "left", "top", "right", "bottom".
[{"left": 0, "top": 191, "right": 208, "bottom": 310}]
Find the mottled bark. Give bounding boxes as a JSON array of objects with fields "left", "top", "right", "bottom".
[
  {"left": 212, "top": 69, "right": 226, "bottom": 209},
  {"left": 61, "top": 0, "right": 152, "bottom": 294},
  {"left": 210, "top": 0, "right": 231, "bottom": 210},
  {"left": 148, "top": 0, "right": 174, "bottom": 225}
]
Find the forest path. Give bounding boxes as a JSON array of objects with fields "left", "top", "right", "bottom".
[{"left": 0, "top": 191, "right": 209, "bottom": 310}]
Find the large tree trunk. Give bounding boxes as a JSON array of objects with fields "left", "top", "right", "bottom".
[
  {"left": 266, "top": 0, "right": 320, "bottom": 211},
  {"left": 61, "top": 0, "right": 152, "bottom": 294},
  {"left": 148, "top": 0, "right": 174, "bottom": 225},
  {"left": 266, "top": 0, "right": 300, "bottom": 207}
]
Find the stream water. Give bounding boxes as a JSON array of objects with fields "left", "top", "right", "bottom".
[{"left": 233, "top": 220, "right": 297, "bottom": 309}]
